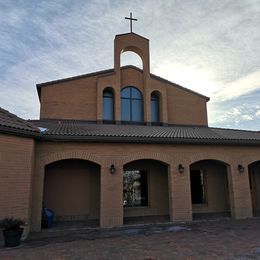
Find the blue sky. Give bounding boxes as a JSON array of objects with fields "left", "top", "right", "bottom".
[{"left": 0, "top": 0, "right": 260, "bottom": 130}]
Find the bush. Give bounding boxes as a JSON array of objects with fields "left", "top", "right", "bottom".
[{"left": 0, "top": 218, "right": 25, "bottom": 230}]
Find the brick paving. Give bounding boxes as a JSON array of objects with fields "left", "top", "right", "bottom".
[{"left": 0, "top": 218, "right": 260, "bottom": 259}]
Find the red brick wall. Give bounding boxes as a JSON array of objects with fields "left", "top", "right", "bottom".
[
  {"left": 39, "top": 67, "right": 208, "bottom": 125},
  {"left": 30, "top": 141, "right": 258, "bottom": 230},
  {"left": 166, "top": 83, "right": 208, "bottom": 126},
  {"left": 40, "top": 75, "right": 101, "bottom": 120},
  {"left": 44, "top": 159, "right": 100, "bottom": 220},
  {"left": 191, "top": 160, "right": 229, "bottom": 213},
  {"left": 0, "top": 134, "right": 35, "bottom": 238},
  {"left": 123, "top": 159, "right": 169, "bottom": 217}
]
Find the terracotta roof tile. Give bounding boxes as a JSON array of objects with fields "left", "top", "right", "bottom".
[
  {"left": 29, "top": 119, "right": 260, "bottom": 145},
  {"left": 1, "top": 109, "right": 259, "bottom": 145},
  {"left": 0, "top": 107, "right": 39, "bottom": 135}
]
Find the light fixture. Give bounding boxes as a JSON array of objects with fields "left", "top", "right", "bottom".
[
  {"left": 238, "top": 164, "right": 244, "bottom": 173},
  {"left": 178, "top": 164, "right": 185, "bottom": 173},
  {"left": 110, "top": 164, "right": 116, "bottom": 174}
]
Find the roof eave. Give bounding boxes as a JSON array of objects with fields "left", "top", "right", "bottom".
[
  {"left": 38, "top": 134, "right": 260, "bottom": 146},
  {"left": 36, "top": 65, "right": 210, "bottom": 102},
  {"left": 0, "top": 126, "right": 40, "bottom": 139},
  {"left": 36, "top": 68, "right": 116, "bottom": 101},
  {"left": 115, "top": 32, "right": 149, "bottom": 41}
]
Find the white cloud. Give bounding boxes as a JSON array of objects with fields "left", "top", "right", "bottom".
[
  {"left": 255, "top": 110, "right": 260, "bottom": 117},
  {"left": 241, "top": 115, "right": 253, "bottom": 121},
  {"left": 0, "top": 0, "right": 260, "bottom": 132},
  {"left": 208, "top": 101, "right": 260, "bottom": 130},
  {"left": 212, "top": 70, "right": 260, "bottom": 102},
  {"left": 229, "top": 108, "right": 241, "bottom": 116}
]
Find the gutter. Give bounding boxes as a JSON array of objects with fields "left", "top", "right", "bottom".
[{"left": 38, "top": 134, "right": 260, "bottom": 146}]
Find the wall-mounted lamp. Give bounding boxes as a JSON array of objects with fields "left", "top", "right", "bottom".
[
  {"left": 238, "top": 164, "right": 244, "bottom": 173},
  {"left": 178, "top": 164, "right": 185, "bottom": 173},
  {"left": 110, "top": 164, "right": 116, "bottom": 174}
]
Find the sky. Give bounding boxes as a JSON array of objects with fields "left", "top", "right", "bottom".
[{"left": 0, "top": 0, "right": 260, "bottom": 130}]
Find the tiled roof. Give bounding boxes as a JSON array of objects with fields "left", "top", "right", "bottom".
[
  {"left": 1, "top": 108, "right": 259, "bottom": 145},
  {"left": 28, "top": 119, "right": 260, "bottom": 145},
  {"left": 0, "top": 107, "right": 39, "bottom": 136}
]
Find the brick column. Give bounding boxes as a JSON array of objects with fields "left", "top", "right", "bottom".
[
  {"left": 227, "top": 164, "right": 253, "bottom": 219},
  {"left": 168, "top": 163, "right": 192, "bottom": 222},
  {"left": 161, "top": 91, "right": 168, "bottom": 125},
  {"left": 100, "top": 164, "right": 123, "bottom": 227},
  {"left": 114, "top": 88, "right": 121, "bottom": 123},
  {"left": 30, "top": 166, "right": 44, "bottom": 232}
]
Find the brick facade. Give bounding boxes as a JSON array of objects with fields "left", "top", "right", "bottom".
[
  {"left": 0, "top": 134, "right": 35, "bottom": 237},
  {"left": 0, "top": 32, "right": 260, "bottom": 238},
  {"left": 39, "top": 33, "right": 208, "bottom": 126},
  {"left": 28, "top": 142, "right": 257, "bottom": 231}
]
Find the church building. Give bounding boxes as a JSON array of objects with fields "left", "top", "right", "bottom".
[{"left": 0, "top": 30, "right": 260, "bottom": 237}]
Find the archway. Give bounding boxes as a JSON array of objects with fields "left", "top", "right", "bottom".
[
  {"left": 121, "top": 51, "right": 143, "bottom": 69},
  {"left": 248, "top": 161, "right": 260, "bottom": 216},
  {"left": 43, "top": 159, "right": 100, "bottom": 227},
  {"left": 123, "top": 159, "right": 170, "bottom": 224},
  {"left": 189, "top": 160, "right": 231, "bottom": 220}
]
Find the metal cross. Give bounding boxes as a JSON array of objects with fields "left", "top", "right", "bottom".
[{"left": 125, "top": 12, "right": 137, "bottom": 33}]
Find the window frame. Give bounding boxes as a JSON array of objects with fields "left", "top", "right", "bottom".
[
  {"left": 151, "top": 92, "right": 160, "bottom": 124},
  {"left": 121, "top": 86, "right": 144, "bottom": 123},
  {"left": 123, "top": 169, "right": 149, "bottom": 208},
  {"left": 103, "top": 88, "right": 114, "bottom": 122}
]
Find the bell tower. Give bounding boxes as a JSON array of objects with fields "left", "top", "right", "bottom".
[
  {"left": 114, "top": 32, "right": 150, "bottom": 76},
  {"left": 114, "top": 32, "right": 151, "bottom": 123}
]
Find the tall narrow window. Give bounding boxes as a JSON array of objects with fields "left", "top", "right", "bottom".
[
  {"left": 103, "top": 89, "right": 114, "bottom": 121},
  {"left": 190, "top": 170, "right": 206, "bottom": 204},
  {"left": 123, "top": 170, "right": 148, "bottom": 207},
  {"left": 151, "top": 93, "right": 160, "bottom": 123},
  {"left": 121, "top": 87, "right": 143, "bottom": 122}
]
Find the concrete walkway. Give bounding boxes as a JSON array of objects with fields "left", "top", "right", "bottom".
[{"left": 0, "top": 218, "right": 260, "bottom": 259}]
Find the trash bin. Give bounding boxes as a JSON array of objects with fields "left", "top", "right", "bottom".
[{"left": 42, "top": 207, "right": 55, "bottom": 228}]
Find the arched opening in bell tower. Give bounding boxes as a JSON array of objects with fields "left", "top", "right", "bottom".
[{"left": 120, "top": 51, "right": 143, "bottom": 70}]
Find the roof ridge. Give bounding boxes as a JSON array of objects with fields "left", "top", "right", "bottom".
[
  {"left": 36, "top": 65, "right": 209, "bottom": 101},
  {"left": 115, "top": 32, "right": 149, "bottom": 41}
]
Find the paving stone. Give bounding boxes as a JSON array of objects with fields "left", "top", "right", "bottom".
[{"left": 0, "top": 218, "right": 260, "bottom": 259}]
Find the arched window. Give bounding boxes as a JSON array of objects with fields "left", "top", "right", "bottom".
[
  {"left": 121, "top": 87, "right": 143, "bottom": 122},
  {"left": 103, "top": 88, "right": 114, "bottom": 121},
  {"left": 151, "top": 93, "right": 160, "bottom": 123}
]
